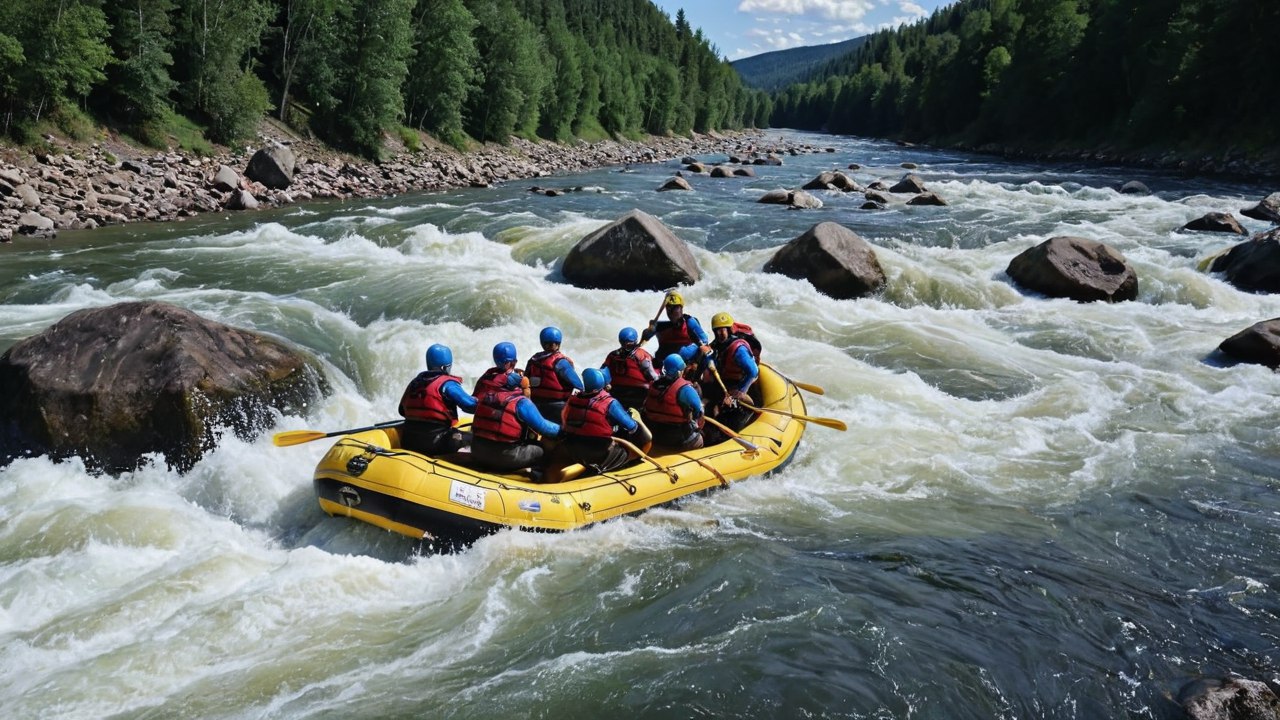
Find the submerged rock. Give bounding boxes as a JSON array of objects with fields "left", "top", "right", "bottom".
[
  {"left": 0, "top": 301, "right": 328, "bottom": 473},
  {"left": 1182, "top": 212, "right": 1247, "bottom": 235},
  {"left": 560, "top": 209, "right": 700, "bottom": 290},
  {"left": 1006, "top": 236, "right": 1139, "bottom": 302}
]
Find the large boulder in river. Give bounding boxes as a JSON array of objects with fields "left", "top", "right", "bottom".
[
  {"left": 561, "top": 209, "right": 700, "bottom": 290},
  {"left": 245, "top": 144, "right": 296, "bottom": 190},
  {"left": 757, "top": 188, "right": 823, "bottom": 209},
  {"left": 1006, "top": 236, "right": 1139, "bottom": 302},
  {"left": 1182, "top": 212, "right": 1247, "bottom": 235},
  {"left": 0, "top": 301, "right": 328, "bottom": 473},
  {"left": 1241, "top": 192, "right": 1280, "bottom": 224},
  {"left": 1179, "top": 677, "right": 1280, "bottom": 720},
  {"left": 1209, "top": 228, "right": 1280, "bottom": 293},
  {"left": 763, "top": 222, "right": 886, "bottom": 299},
  {"left": 1218, "top": 318, "right": 1280, "bottom": 368}
]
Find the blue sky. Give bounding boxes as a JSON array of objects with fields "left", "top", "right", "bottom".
[{"left": 652, "top": 0, "right": 951, "bottom": 61}]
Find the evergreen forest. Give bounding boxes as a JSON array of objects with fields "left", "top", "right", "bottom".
[
  {"left": 770, "top": 0, "right": 1279, "bottom": 158},
  {"left": 0, "top": 0, "right": 771, "bottom": 158}
]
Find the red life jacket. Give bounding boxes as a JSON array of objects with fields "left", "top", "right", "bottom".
[
  {"left": 715, "top": 337, "right": 753, "bottom": 382},
  {"left": 400, "top": 372, "right": 463, "bottom": 425},
  {"left": 729, "top": 323, "right": 762, "bottom": 361},
  {"left": 472, "top": 367, "right": 512, "bottom": 398},
  {"left": 643, "top": 377, "right": 702, "bottom": 426},
  {"left": 605, "top": 346, "right": 653, "bottom": 389},
  {"left": 655, "top": 316, "right": 698, "bottom": 359},
  {"left": 472, "top": 390, "right": 526, "bottom": 442},
  {"left": 526, "top": 350, "right": 573, "bottom": 402},
  {"left": 562, "top": 391, "right": 617, "bottom": 439}
]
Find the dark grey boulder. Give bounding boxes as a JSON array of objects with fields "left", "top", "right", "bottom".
[
  {"left": 1218, "top": 318, "right": 1280, "bottom": 368},
  {"left": 890, "top": 174, "right": 926, "bottom": 194},
  {"left": 802, "top": 171, "right": 840, "bottom": 190},
  {"left": 245, "top": 144, "right": 296, "bottom": 190},
  {"left": 1241, "top": 192, "right": 1280, "bottom": 223},
  {"left": 907, "top": 192, "right": 947, "bottom": 206},
  {"left": 709, "top": 165, "right": 735, "bottom": 178},
  {"left": 657, "top": 175, "right": 693, "bottom": 192},
  {"left": 757, "top": 188, "right": 823, "bottom": 209},
  {"left": 226, "top": 189, "right": 260, "bottom": 210},
  {"left": 1006, "top": 236, "right": 1138, "bottom": 302},
  {"left": 1209, "top": 228, "right": 1280, "bottom": 293},
  {"left": 1119, "top": 180, "right": 1150, "bottom": 195},
  {"left": 561, "top": 209, "right": 700, "bottom": 290},
  {"left": 1182, "top": 212, "right": 1246, "bottom": 235},
  {"left": 17, "top": 211, "right": 55, "bottom": 236},
  {"left": 0, "top": 301, "right": 328, "bottom": 473},
  {"left": 1179, "top": 677, "right": 1280, "bottom": 720},
  {"left": 733, "top": 167, "right": 756, "bottom": 178},
  {"left": 763, "top": 221, "right": 886, "bottom": 299}
]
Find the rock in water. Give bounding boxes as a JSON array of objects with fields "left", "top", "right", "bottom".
[
  {"left": 560, "top": 209, "right": 700, "bottom": 290},
  {"left": 764, "top": 222, "right": 886, "bottom": 299},
  {"left": 1006, "top": 236, "right": 1139, "bottom": 302},
  {"left": 0, "top": 301, "right": 328, "bottom": 473}
]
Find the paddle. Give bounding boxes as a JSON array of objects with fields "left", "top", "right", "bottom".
[
  {"left": 738, "top": 400, "right": 847, "bottom": 431},
  {"left": 702, "top": 415, "right": 771, "bottom": 456},
  {"left": 676, "top": 451, "right": 729, "bottom": 488},
  {"left": 613, "top": 436, "right": 679, "bottom": 483},
  {"left": 272, "top": 419, "right": 405, "bottom": 447},
  {"left": 791, "top": 380, "right": 825, "bottom": 395}
]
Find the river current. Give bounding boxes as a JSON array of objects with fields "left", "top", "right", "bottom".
[{"left": 1, "top": 130, "right": 1278, "bottom": 719}]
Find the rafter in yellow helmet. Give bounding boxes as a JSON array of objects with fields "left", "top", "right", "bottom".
[
  {"left": 664, "top": 291, "right": 684, "bottom": 306},
  {"left": 711, "top": 312, "right": 734, "bottom": 329}
]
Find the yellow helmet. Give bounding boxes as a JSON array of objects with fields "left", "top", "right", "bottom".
[
  {"left": 664, "top": 291, "right": 684, "bottom": 307},
  {"left": 711, "top": 311, "right": 734, "bottom": 329}
]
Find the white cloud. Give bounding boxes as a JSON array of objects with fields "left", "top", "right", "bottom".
[
  {"left": 898, "top": 2, "right": 928, "bottom": 17},
  {"left": 738, "top": 0, "right": 877, "bottom": 22}
]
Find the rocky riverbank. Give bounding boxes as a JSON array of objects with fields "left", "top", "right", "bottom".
[{"left": 0, "top": 124, "right": 776, "bottom": 242}]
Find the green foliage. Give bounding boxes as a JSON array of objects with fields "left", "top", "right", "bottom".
[
  {"left": 398, "top": 125, "right": 421, "bottom": 152},
  {"left": 771, "top": 0, "right": 1280, "bottom": 158},
  {"left": 405, "top": 0, "right": 480, "bottom": 142},
  {"left": 104, "top": 0, "right": 177, "bottom": 126},
  {"left": 172, "top": 0, "right": 274, "bottom": 143},
  {"left": 309, "top": 0, "right": 415, "bottom": 158},
  {"left": 0, "top": 0, "right": 763, "bottom": 149}
]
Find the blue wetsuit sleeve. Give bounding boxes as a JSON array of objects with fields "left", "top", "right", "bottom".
[
  {"left": 443, "top": 380, "right": 477, "bottom": 413},
  {"left": 733, "top": 346, "right": 759, "bottom": 393},
  {"left": 676, "top": 385, "right": 704, "bottom": 418},
  {"left": 517, "top": 397, "right": 561, "bottom": 437},
  {"left": 557, "top": 358, "right": 584, "bottom": 391},
  {"left": 607, "top": 399, "right": 638, "bottom": 432},
  {"left": 685, "top": 316, "right": 711, "bottom": 345}
]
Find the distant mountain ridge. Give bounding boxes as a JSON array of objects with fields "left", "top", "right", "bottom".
[{"left": 730, "top": 36, "right": 868, "bottom": 91}]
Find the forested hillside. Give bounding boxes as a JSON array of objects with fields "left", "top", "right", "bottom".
[
  {"left": 731, "top": 36, "right": 867, "bottom": 91},
  {"left": 0, "top": 0, "right": 770, "bottom": 159},
  {"left": 771, "top": 0, "right": 1279, "bottom": 159}
]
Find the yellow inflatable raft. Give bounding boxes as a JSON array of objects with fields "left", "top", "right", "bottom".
[{"left": 313, "top": 364, "right": 806, "bottom": 545}]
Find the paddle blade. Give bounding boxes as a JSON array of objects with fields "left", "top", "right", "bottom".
[
  {"left": 811, "top": 417, "right": 848, "bottom": 431},
  {"left": 272, "top": 430, "right": 328, "bottom": 447},
  {"left": 792, "top": 380, "right": 825, "bottom": 395}
]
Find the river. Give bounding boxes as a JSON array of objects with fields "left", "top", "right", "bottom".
[{"left": 1, "top": 130, "right": 1278, "bottom": 719}]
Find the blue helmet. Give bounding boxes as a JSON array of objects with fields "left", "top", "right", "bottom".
[
  {"left": 662, "top": 353, "right": 686, "bottom": 377},
  {"left": 618, "top": 326, "right": 639, "bottom": 345},
  {"left": 492, "top": 341, "right": 517, "bottom": 366},
  {"left": 425, "top": 343, "right": 453, "bottom": 372},
  {"left": 678, "top": 344, "right": 698, "bottom": 363},
  {"left": 582, "top": 367, "right": 606, "bottom": 393},
  {"left": 539, "top": 326, "right": 563, "bottom": 346}
]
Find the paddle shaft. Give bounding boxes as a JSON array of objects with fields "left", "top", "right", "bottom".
[
  {"left": 272, "top": 419, "right": 405, "bottom": 447},
  {"left": 613, "top": 436, "right": 678, "bottom": 482},
  {"left": 702, "top": 415, "right": 771, "bottom": 455},
  {"left": 739, "top": 400, "right": 847, "bottom": 431}
]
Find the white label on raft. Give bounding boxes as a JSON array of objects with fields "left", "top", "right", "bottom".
[{"left": 449, "top": 481, "right": 486, "bottom": 511}]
